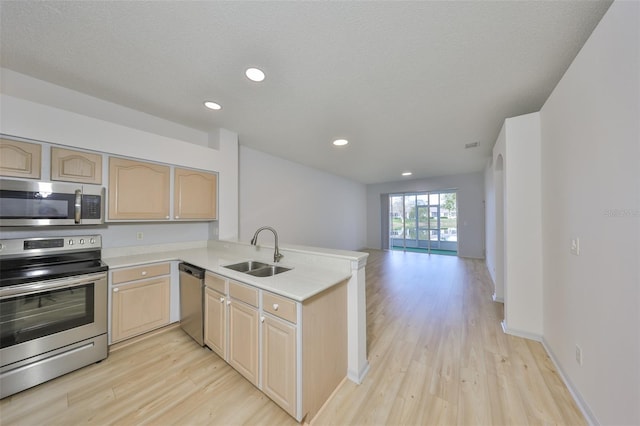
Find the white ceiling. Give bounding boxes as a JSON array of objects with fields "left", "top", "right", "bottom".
[{"left": 0, "top": 1, "right": 611, "bottom": 184}]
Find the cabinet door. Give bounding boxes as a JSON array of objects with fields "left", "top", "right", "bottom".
[
  {"left": 228, "top": 299, "right": 259, "bottom": 385},
  {"left": 173, "top": 168, "right": 217, "bottom": 220},
  {"left": 204, "top": 287, "right": 227, "bottom": 359},
  {"left": 51, "top": 147, "right": 102, "bottom": 184},
  {"left": 109, "top": 157, "right": 170, "bottom": 220},
  {"left": 111, "top": 276, "right": 171, "bottom": 343},
  {"left": 0, "top": 138, "right": 41, "bottom": 179},
  {"left": 262, "top": 314, "right": 297, "bottom": 417}
]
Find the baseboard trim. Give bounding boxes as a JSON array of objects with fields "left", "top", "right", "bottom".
[
  {"left": 501, "top": 321, "right": 542, "bottom": 342},
  {"left": 501, "top": 324, "right": 599, "bottom": 424},
  {"left": 347, "top": 361, "right": 370, "bottom": 384},
  {"left": 541, "top": 338, "right": 600, "bottom": 426},
  {"left": 492, "top": 293, "right": 504, "bottom": 303}
]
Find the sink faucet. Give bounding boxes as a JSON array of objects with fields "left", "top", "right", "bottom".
[{"left": 250, "top": 226, "right": 284, "bottom": 263}]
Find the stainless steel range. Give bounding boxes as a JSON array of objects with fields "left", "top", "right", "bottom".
[{"left": 0, "top": 235, "right": 108, "bottom": 399}]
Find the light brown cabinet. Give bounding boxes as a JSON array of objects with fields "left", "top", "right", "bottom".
[
  {"left": 262, "top": 313, "right": 297, "bottom": 417},
  {"left": 108, "top": 157, "right": 170, "bottom": 220},
  {"left": 0, "top": 138, "right": 41, "bottom": 179},
  {"left": 204, "top": 287, "right": 227, "bottom": 358},
  {"left": 228, "top": 285, "right": 259, "bottom": 386},
  {"left": 203, "top": 273, "right": 347, "bottom": 423},
  {"left": 204, "top": 272, "right": 227, "bottom": 358},
  {"left": 111, "top": 263, "right": 171, "bottom": 343},
  {"left": 51, "top": 147, "right": 102, "bottom": 184},
  {"left": 174, "top": 168, "right": 217, "bottom": 220}
]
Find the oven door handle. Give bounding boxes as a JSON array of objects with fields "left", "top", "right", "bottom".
[{"left": 0, "top": 272, "right": 107, "bottom": 299}]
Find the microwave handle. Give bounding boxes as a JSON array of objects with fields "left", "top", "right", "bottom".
[{"left": 74, "top": 189, "right": 82, "bottom": 224}]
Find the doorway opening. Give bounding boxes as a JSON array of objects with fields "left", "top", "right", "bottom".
[{"left": 389, "top": 191, "right": 457, "bottom": 255}]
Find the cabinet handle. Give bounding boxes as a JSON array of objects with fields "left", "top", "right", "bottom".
[
  {"left": 226, "top": 300, "right": 231, "bottom": 306},
  {"left": 113, "top": 288, "right": 119, "bottom": 293},
  {"left": 220, "top": 297, "right": 225, "bottom": 303},
  {"left": 166, "top": 216, "right": 170, "bottom": 219},
  {"left": 261, "top": 316, "right": 265, "bottom": 323},
  {"left": 175, "top": 216, "right": 180, "bottom": 219},
  {"left": 272, "top": 303, "right": 279, "bottom": 311},
  {"left": 141, "top": 271, "right": 147, "bottom": 276}
]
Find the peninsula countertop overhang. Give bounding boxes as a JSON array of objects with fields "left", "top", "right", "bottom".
[{"left": 103, "top": 240, "right": 368, "bottom": 302}]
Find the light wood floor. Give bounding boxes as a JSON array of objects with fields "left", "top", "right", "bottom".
[{"left": 0, "top": 250, "right": 585, "bottom": 425}]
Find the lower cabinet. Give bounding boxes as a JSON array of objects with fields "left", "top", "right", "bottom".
[
  {"left": 204, "top": 287, "right": 226, "bottom": 358},
  {"left": 203, "top": 272, "right": 347, "bottom": 423},
  {"left": 111, "top": 262, "right": 171, "bottom": 343},
  {"left": 262, "top": 313, "right": 297, "bottom": 417},
  {"left": 228, "top": 281, "right": 260, "bottom": 386}
]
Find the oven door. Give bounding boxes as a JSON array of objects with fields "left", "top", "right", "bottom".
[{"left": 0, "top": 272, "right": 107, "bottom": 367}]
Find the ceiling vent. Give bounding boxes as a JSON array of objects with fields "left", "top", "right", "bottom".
[{"left": 465, "top": 142, "right": 480, "bottom": 149}]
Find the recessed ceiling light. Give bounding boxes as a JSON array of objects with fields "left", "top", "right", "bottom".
[
  {"left": 245, "top": 67, "right": 266, "bottom": 82},
  {"left": 204, "top": 101, "right": 222, "bottom": 110},
  {"left": 332, "top": 139, "right": 349, "bottom": 146},
  {"left": 402, "top": 172, "right": 412, "bottom": 176}
]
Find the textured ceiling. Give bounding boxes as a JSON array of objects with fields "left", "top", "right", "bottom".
[{"left": 0, "top": 1, "right": 612, "bottom": 184}]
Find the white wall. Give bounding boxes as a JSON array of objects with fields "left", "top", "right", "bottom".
[
  {"left": 540, "top": 1, "right": 639, "bottom": 424},
  {"left": 487, "top": 113, "right": 543, "bottom": 337},
  {"left": 366, "top": 172, "right": 485, "bottom": 258},
  {"left": 483, "top": 157, "right": 497, "bottom": 293},
  {"left": 503, "top": 113, "right": 543, "bottom": 337},
  {"left": 0, "top": 70, "right": 239, "bottom": 245},
  {"left": 488, "top": 124, "right": 507, "bottom": 303},
  {"left": 239, "top": 146, "right": 367, "bottom": 250}
]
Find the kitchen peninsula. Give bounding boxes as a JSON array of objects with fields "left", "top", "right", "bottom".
[{"left": 103, "top": 239, "right": 369, "bottom": 422}]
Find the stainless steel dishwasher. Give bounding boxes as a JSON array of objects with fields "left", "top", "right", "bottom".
[{"left": 179, "top": 263, "right": 205, "bottom": 346}]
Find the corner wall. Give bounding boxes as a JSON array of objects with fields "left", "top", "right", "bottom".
[
  {"left": 540, "top": 1, "right": 639, "bottom": 424},
  {"left": 483, "top": 158, "right": 496, "bottom": 291},
  {"left": 487, "top": 113, "right": 543, "bottom": 337}
]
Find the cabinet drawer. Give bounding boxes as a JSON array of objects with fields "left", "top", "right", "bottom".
[
  {"left": 205, "top": 272, "right": 226, "bottom": 293},
  {"left": 229, "top": 281, "right": 258, "bottom": 307},
  {"left": 263, "top": 292, "right": 297, "bottom": 324},
  {"left": 112, "top": 262, "right": 171, "bottom": 284}
]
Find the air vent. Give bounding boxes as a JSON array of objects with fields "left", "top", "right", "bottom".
[{"left": 465, "top": 142, "right": 480, "bottom": 149}]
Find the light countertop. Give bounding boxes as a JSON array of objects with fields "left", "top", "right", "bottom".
[{"left": 103, "top": 246, "right": 356, "bottom": 302}]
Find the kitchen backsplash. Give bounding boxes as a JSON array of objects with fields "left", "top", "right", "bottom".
[{"left": 0, "top": 221, "right": 217, "bottom": 248}]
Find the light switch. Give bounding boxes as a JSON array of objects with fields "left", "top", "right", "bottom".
[{"left": 570, "top": 237, "right": 580, "bottom": 255}]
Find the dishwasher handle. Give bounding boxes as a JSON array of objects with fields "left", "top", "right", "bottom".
[{"left": 178, "top": 263, "right": 205, "bottom": 279}]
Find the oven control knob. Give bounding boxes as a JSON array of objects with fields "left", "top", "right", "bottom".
[
  {"left": 68, "top": 239, "right": 74, "bottom": 245},
  {"left": 90, "top": 238, "right": 96, "bottom": 245},
  {"left": 79, "top": 239, "right": 85, "bottom": 245},
  {"left": 0, "top": 243, "right": 3, "bottom": 251}
]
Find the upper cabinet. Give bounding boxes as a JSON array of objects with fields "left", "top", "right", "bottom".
[
  {"left": 174, "top": 168, "right": 217, "bottom": 220},
  {"left": 0, "top": 136, "right": 219, "bottom": 223},
  {"left": 51, "top": 147, "right": 103, "bottom": 184},
  {"left": 0, "top": 138, "right": 41, "bottom": 179},
  {"left": 108, "top": 157, "right": 170, "bottom": 220}
]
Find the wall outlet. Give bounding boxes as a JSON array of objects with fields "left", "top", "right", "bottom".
[
  {"left": 570, "top": 237, "right": 580, "bottom": 255},
  {"left": 575, "top": 345, "right": 583, "bottom": 366},
  {"left": 136, "top": 232, "right": 144, "bottom": 240}
]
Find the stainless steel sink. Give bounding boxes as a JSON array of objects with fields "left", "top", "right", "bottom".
[
  {"left": 223, "top": 260, "right": 270, "bottom": 273},
  {"left": 223, "top": 261, "right": 291, "bottom": 277},
  {"left": 246, "top": 265, "right": 291, "bottom": 277}
]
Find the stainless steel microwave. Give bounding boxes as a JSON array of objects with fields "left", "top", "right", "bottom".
[{"left": 0, "top": 179, "right": 105, "bottom": 226}]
